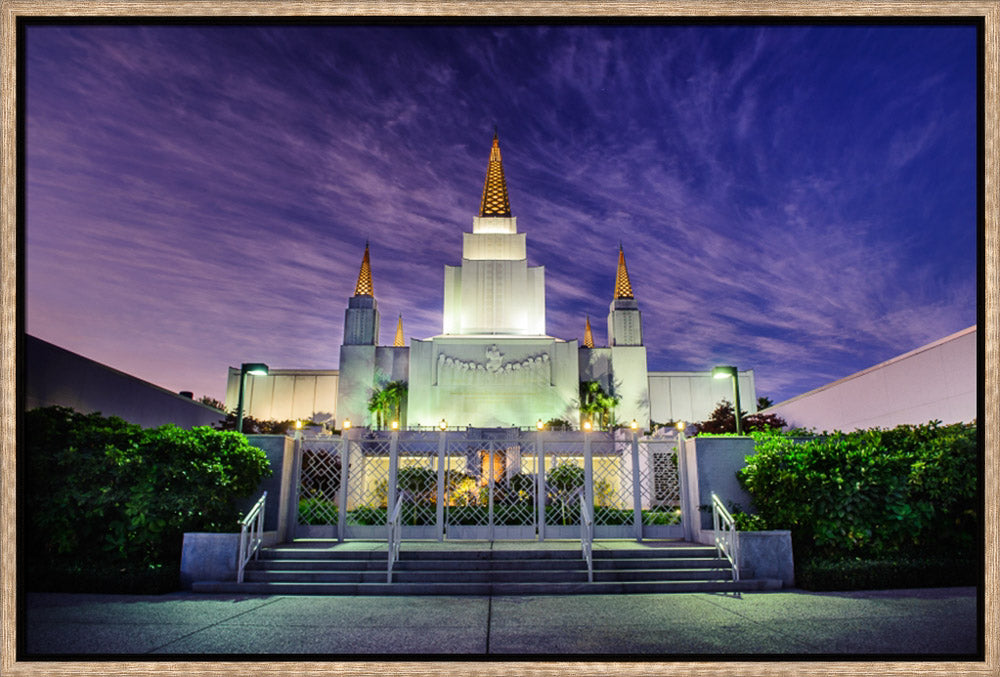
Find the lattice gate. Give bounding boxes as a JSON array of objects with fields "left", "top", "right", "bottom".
[
  {"left": 293, "top": 437, "right": 344, "bottom": 539},
  {"left": 289, "top": 430, "right": 686, "bottom": 541}
]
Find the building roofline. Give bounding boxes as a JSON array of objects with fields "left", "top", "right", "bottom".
[{"left": 762, "top": 325, "right": 977, "bottom": 412}]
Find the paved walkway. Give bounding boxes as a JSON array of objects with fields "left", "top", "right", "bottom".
[{"left": 22, "top": 586, "right": 979, "bottom": 657}]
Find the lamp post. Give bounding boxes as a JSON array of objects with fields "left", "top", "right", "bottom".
[
  {"left": 712, "top": 365, "right": 742, "bottom": 436},
  {"left": 236, "top": 362, "right": 269, "bottom": 434}
]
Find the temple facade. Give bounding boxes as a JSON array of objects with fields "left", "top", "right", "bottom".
[{"left": 226, "top": 134, "right": 756, "bottom": 429}]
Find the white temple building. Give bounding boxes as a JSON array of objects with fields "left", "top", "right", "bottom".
[{"left": 226, "top": 134, "right": 756, "bottom": 429}]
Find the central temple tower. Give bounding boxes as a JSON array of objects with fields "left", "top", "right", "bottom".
[
  {"left": 408, "top": 133, "right": 580, "bottom": 427},
  {"left": 441, "top": 134, "right": 546, "bottom": 336}
]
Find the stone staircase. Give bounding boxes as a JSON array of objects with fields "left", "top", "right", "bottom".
[{"left": 192, "top": 541, "right": 782, "bottom": 595}]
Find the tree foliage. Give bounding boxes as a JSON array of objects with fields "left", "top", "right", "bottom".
[
  {"left": 694, "top": 399, "right": 787, "bottom": 435},
  {"left": 198, "top": 396, "right": 227, "bottom": 411},
  {"left": 368, "top": 380, "right": 408, "bottom": 429},
  {"left": 578, "top": 381, "right": 620, "bottom": 430},
  {"left": 25, "top": 406, "right": 272, "bottom": 571},
  {"left": 737, "top": 421, "right": 978, "bottom": 560}
]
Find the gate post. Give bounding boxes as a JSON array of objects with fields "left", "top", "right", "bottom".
[
  {"left": 286, "top": 435, "right": 303, "bottom": 540},
  {"left": 487, "top": 442, "right": 496, "bottom": 542},
  {"left": 387, "top": 430, "right": 400, "bottom": 523},
  {"left": 631, "top": 430, "right": 643, "bottom": 542},
  {"left": 436, "top": 430, "right": 446, "bottom": 541},
  {"left": 677, "top": 431, "right": 694, "bottom": 542},
  {"left": 583, "top": 431, "right": 594, "bottom": 522},
  {"left": 338, "top": 429, "right": 350, "bottom": 542},
  {"left": 536, "top": 429, "right": 545, "bottom": 541}
]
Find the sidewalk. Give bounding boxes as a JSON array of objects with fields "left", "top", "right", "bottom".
[{"left": 21, "top": 586, "right": 979, "bottom": 657}]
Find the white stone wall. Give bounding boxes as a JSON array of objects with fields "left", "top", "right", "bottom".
[
  {"left": 760, "top": 326, "right": 977, "bottom": 431},
  {"left": 647, "top": 370, "right": 757, "bottom": 426},
  {"left": 225, "top": 368, "right": 339, "bottom": 424}
]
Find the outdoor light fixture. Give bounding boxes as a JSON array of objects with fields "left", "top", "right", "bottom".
[
  {"left": 583, "top": 420, "right": 593, "bottom": 432},
  {"left": 712, "top": 365, "right": 743, "bottom": 436},
  {"left": 439, "top": 419, "right": 447, "bottom": 431},
  {"left": 630, "top": 419, "right": 638, "bottom": 431},
  {"left": 342, "top": 418, "right": 351, "bottom": 430},
  {"left": 676, "top": 420, "right": 685, "bottom": 431},
  {"left": 295, "top": 420, "right": 303, "bottom": 430},
  {"left": 236, "top": 362, "right": 269, "bottom": 435},
  {"left": 391, "top": 420, "right": 400, "bottom": 431},
  {"left": 537, "top": 419, "right": 544, "bottom": 430}
]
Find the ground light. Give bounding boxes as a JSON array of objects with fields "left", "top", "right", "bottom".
[
  {"left": 712, "top": 365, "right": 743, "bottom": 435},
  {"left": 236, "top": 362, "right": 268, "bottom": 434}
]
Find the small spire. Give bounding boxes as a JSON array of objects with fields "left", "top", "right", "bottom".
[
  {"left": 394, "top": 314, "right": 405, "bottom": 347},
  {"left": 478, "top": 132, "right": 512, "bottom": 217},
  {"left": 583, "top": 315, "right": 595, "bottom": 348},
  {"left": 354, "top": 242, "right": 374, "bottom": 296},
  {"left": 613, "top": 245, "right": 634, "bottom": 300}
]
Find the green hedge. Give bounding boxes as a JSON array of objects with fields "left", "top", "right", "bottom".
[
  {"left": 738, "top": 422, "right": 977, "bottom": 562},
  {"left": 25, "top": 406, "right": 272, "bottom": 593},
  {"left": 797, "top": 556, "right": 979, "bottom": 591}
]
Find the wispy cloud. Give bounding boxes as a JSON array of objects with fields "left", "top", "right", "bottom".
[{"left": 25, "top": 24, "right": 978, "bottom": 403}]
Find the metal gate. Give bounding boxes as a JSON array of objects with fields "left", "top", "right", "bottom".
[
  {"left": 289, "top": 429, "right": 685, "bottom": 541},
  {"left": 443, "top": 432, "right": 538, "bottom": 540}
]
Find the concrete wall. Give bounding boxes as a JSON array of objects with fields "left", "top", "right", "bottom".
[
  {"left": 235, "top": 434, "right": 294, "bottom": 533},
  {"left": 26, "top": 335, "right": 224, "bottom": 429},
  {"left": 648, "top": 370, "right": 757, "bottom": 427},
  {"left": 680, "top": 436, "right": 756, "bottom": 531},
  {"left": 761, "top": 326, "right": 977, "bottom": 432},
  {"left": 225, "top": 368, "right": 339, "bottom": 425}
]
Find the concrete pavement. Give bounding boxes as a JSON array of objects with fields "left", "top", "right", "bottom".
[{"left": 21, "top": 586, "right": 979, "bottom": 657}]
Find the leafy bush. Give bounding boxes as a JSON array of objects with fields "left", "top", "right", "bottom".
[
  {"left": 25, "top": 406, "right": 272, "bottom": 590},
  {"left": 738, "top": 421, "right": 978, "bottom": 561}
]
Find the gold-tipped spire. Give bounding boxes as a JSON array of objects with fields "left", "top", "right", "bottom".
[
  {"left": 394, "top": 314, "right": 405, "bottom": 347},
  {"left": 354, "top": 242, "right": 374, "bottom": 297},
  {"left": 478, "top": 132, "right": 512, "bottom": 217},
  {"left": 613, "top": 245, "right": 634, "bottom": 300},
  {"left": 583, "top": 315, "right": 595, "bottom": 348}
]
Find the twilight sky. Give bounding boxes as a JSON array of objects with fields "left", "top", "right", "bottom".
[{"left": 24, "top": 22, "right": 979, "bottom": 406}]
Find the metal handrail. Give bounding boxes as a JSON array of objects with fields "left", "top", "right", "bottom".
[
  {"left": 579, "top": 495, "right": 594, "bottom": 583},
  {"left": 711, "top": 492, "right": 740, "bottom": 581},
  {"left": 236, "top": 491, "right": 267, "bottom": 583},
  {"left": 387, "top": 494, "right": 404, "bottom": 583}
]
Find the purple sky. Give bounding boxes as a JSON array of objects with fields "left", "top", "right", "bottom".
[{"left": 24, "top": 22, "right": 979, "bottom": 405}]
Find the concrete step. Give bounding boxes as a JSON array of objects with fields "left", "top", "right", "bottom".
[
  {"left": 192, "top": 578, "right": 779, "bottom": 596},
  {"left": 246, "top": 556, "right": 730, "bottom": 572},
  {"left": 259, "top": 546, "right": 720, "bottom": 561},
  {"left": 243, "top": 567, "right": 733, "bottom": 585}
]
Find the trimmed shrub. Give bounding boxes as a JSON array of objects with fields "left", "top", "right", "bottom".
[
  {"left": 738, "top": 422, "right": 978, "bottom": 564},
  {"left": 25, "top": 406, "right": 272, "bottom": 592}
]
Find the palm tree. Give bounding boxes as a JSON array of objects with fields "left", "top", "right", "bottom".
[
  {"left": 367, "top": 388, "right": 389, "bottom": 429},
  {"left": 383, "top": 380, "right": 408, "bottom": 425},
  {"left": 578, "top": 380, "right": 620, "bottom": 430},
  {"left": 367, "top": 380, "right": 407, "bottom": 429}
]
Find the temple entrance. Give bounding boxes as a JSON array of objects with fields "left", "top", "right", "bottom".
[{"left": 287, "top": 429, "right": 685, "bottom": 542}]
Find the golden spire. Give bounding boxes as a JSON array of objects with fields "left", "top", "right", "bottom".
[
  {"left": 613, "top": 245, "right": 634, "bottom": 300},
  {"left": 478, "top": 131, "right": 512, "bottom": 217},
  {"left": 354, "top": 242, "right": 374, "bottom": 296},
  {"left": 394, "top": 315, "right": 405, "bottom": 347},
  {"left": 583, "top": 315, "right": 595, "bottom": 348}
]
